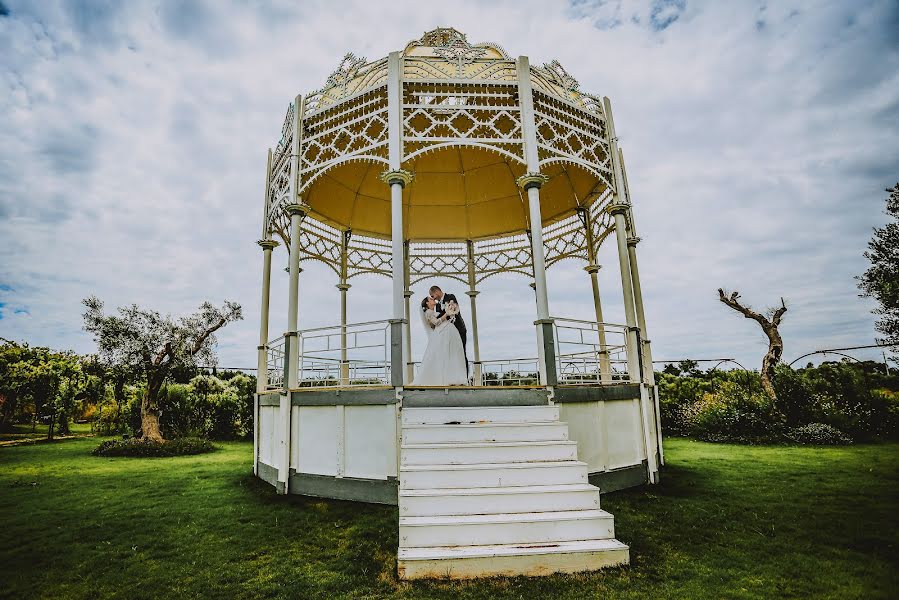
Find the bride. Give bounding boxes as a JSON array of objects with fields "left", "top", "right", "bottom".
[{"left": 413, "top": 295, "right": 469, "bottom": 386}]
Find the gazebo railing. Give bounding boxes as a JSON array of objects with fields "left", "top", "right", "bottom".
[
  {"left": 297, "top": 319, "right": 392, "bottom": 387},
  {"left": 480, "top": 357, "right": 541, "bottom": 386},
  {"left": 552, "top": 317, "right": 633, "bottom": 384},
  {"left": 265, "top": 336, "right": 286, "bottom": 390}
]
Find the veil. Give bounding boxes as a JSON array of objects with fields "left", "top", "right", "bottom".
[{"left": 418, "top": 305, "right": 434, "bottom": 339}]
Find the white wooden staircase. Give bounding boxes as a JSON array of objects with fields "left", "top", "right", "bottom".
[{"left": 397, "top": 404, "right": 629, "bottom": 579}]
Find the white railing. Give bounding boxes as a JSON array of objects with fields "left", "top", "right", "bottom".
[
  {"left": 297, "top": 319, "right": 391, "bottom": 387},
  {"left": 479, "top": 357, "right": 541, "bottom": 386},
  {"left": 552, "top": 317, "right": 633, "bottom": 384},
  {"left": 266, "top": 336, "right": 286, "bottom": 390}
]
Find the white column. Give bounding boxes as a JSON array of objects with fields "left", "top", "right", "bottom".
[
  {"left": 579, "top": 208, "right": 612, "bottom": 382},
  {"left": 257, "top": 240, "right": 278, "bottom": 392},
  {"left": 604, "top": 96, "right": 659, "bottom": 481},
  {"left": 383, "top": 50, "right": 409, "bottom": 387},
  {"left": 466, "top": 240, "right": 483, "bottom": 385},
  {"left": 403, "top": 241, "right": 414, "bottom": 383},
  {"left": 338, "top": 229, "right": 351, "bottom": 386},
  {"left": 277, "top": 93, "right": 305, "bottom": 495},
  {"left": 517, "top": 55, "right": 556, "bottom": 385}
]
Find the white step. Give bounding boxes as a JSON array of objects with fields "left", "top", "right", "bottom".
[
  {"left": 399, "top": 483, "right": 600, "bottom": 517},
  {"left": 402, "top": 421, "right": 568, "bottom": 444},
  {"left": 400, "top": 509, "right": 615, "bottom": 547},
  {"left": 401, "top": 460, "right": 588, "bottom": 489},
  {"left": 397, "top": 538, "right": 629, "bottom": 579},
  {"left": 401, "top": 440, "right": 578, "bottom": 465},
  {"left": 402, "top": 405, "right": 560, "bottom": 426}
]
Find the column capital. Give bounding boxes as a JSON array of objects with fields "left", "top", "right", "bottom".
[
  {"left": 516, "top": 172, "right": 549, "bottom": 191},
  {"left": 257, "top": 239, "right": 279, "bottom": 250},
  {"left": 465, "top": 290, "right": 480, "bottom": 297},
  {"left": 284, "top": 266, "right": 304, "bottom": 273},
  {"left": 607, "top": 202, "right": 630, "bottom": 216},
  {"left": 379, "top": 169, "right": 414, "bottom": 187},
  {"left": 626, "top": 236, "right": 641, "bottom": 247},
  {"left": 584, "top": 264, "right": 602, "bottom": 274},
  {"left": 404, "top": 290, "right": 414, "bottom": 298},
  {"left": 284, "top": 202, "right": 311, "bottom": 217},
  {"left": 336, "top": 283, "right": 351, "bottom": 291}
]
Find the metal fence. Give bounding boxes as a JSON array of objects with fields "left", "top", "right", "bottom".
[
  {"left": 552, "top": 317, "right": 633, "bottom": 384},
  {"left": 265, "top": 336, "right": 286, "bottom": 390},
  {"left": 296, "top": 319, "right": 392, "bottom": 387}
]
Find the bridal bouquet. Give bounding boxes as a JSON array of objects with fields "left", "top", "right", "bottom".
[{"left": 445, "top": 300, "right": 460, "bottom": 319}]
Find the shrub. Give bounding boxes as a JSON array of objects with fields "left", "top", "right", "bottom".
[
  {"left": 683, "top": 381, "right": 782, "bottom": 443},
  {"left": 785, "top": 423, "right": 853, "bottom": 445},
  {"left": 92, "top": 437, "right": 217, "bottom": 457}
]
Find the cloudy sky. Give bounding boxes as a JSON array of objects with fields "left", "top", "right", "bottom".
[{"left": 1, "top": 0, "right": 897, "bottom": 374}]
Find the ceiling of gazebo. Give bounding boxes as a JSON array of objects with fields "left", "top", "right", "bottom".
[{"left": 303, "top": 147, "right": 608, "bottom": 241}]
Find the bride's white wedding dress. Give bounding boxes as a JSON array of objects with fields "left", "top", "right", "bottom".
[{"left": 413, "top": 308, "right": 469, "bottom": 386}]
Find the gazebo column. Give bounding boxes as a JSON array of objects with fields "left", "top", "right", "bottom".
[
  {"left": 517, "top": 55, "right": 556, "bottom": 386},
  {"left": 383, "top": 50, "right": 409, "bottom": 387},
  {"left": 604, "top": 96, "right": 660, "bottom": 482},
  {"left": 280, "top": 202, "right": 308, "bottom": 493},
  {"left": 338, "top": 230, "right": 351, "bottom": 386},
  {"left": 578, "top": 207, "right": 612, "bottom": 382},
  {"left": 403, "top": 241, "right": 414, "bottom": 383},
  {"left": 255, "top": 238, "right": 278, "bottom": 473},
  {"left": 466, "top": 240, "right": 483, "bottom": 385},
  {"left": 254, "top": 148, "right": 275, "bottom": 477},
  {"left": 621, "top": 146, "right": 663, "bottom": 465}
]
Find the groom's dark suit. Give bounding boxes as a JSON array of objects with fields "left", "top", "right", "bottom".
[{"left": 435, "top": 292, "right": 469, "bottom": 377}]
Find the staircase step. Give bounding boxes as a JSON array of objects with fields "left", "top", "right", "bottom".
[
  {"left": 400, "top": 509, "right": 615, "bottom": 547},
  {"left": 401, "top": 440, "right": 578, "bottom": 465},
  {"left": 397, "top": 538, "right": 630, "bottom": 579},
  {"left": 401, "top": 460, "right": 588, "bottom": 489},
  {"left": 399, "top": 483, "right": 600, "bottom": 516},
  {"left": 402, "top": 421, "right": 568, "bottom": 444},
  {"left": 402, "top": 405, "right": 560, "bottom": 426}
]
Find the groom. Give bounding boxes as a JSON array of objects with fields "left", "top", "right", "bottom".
[{"left": 429, "top": 285, "right": 469, "bottom": 377}]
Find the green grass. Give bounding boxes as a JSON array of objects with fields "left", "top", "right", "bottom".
[
  {"left": 0, "top": 422, "right": 93, "bottom": 443},
  {"left": 1, "top": 438, "right": 896, "bottom": 599}
]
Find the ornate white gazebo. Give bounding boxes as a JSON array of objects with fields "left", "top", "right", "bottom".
[{"left": 252, "top": 28, "right": 662, "bottom": 578}]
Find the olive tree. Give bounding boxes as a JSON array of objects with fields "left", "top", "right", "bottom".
[{"left": 82, "top": 297, "right": 242, "bottom": 442}]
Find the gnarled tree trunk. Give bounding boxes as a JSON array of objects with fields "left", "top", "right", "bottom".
[{"left": 718, "top": 289, "right": 787, "bottom": 402}]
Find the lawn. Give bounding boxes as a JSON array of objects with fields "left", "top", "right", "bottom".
[
  {"left": 0, "top": 422, "right": 93, "bottom": 443},
  {"left": 1, "top": 437, "right": 896, "bottom": 599}
]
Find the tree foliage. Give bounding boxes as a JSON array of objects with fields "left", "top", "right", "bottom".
[
  {"left": 858, "top": 182, "right": 899, "bottom": 354},
  {"left": 82, "top": 297, "right": 242, "bottom": 441}
]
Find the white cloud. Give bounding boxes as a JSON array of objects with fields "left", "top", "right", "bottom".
[{"left": 0, "top": 0, "right": 896, "bottom": 373}]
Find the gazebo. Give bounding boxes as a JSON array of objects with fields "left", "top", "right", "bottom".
[{"left": 253, "top": 28, "right": 662, "bottom": 579}]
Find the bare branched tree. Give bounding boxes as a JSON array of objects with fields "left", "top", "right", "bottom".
[
  {"left": 718, "top": 289, "right": 787, "bottom": 401},
  {"left": 82, "top": 297, "right": 243, "bottom": 442}
]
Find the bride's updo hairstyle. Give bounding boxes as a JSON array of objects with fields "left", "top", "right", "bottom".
[{"left": 420, "top": 296, "right": 431, "bottom": 311}]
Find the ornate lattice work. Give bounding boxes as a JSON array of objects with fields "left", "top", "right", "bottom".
[
  {"left": 472, "top": 234, "right": 534, "bottom": 283},
  {"left": 409, "top": 242, "right": 469, "bottom": 286},
  {"left": 533, "top": 91, "right": 613, "bottom": 185},
  {"left": 402, "top": 82, "right": 523, "bottom": 161},
  {"left": 299, "top": 88, "right": 389, "bottom": 192},
  {"left": 272, "top": 102, "right": 295, "bottom": 171},
  {"left": 530, "top": 60, "right": 602, "bottom": 116},
  {"left": 299, "top": 219, "right": 342, "bottom": 275},
  {"left": 543, "top": 215, "right": 589, "bottom": 268},
  {"left": 589, "top": 190, "right": 616, "bottom": 257},
  {"left": 346, "top": 234, "right": 392, "bottom": 279},
  {"left": 304, "top": 57, "right": 389, "bottom": 115}
]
